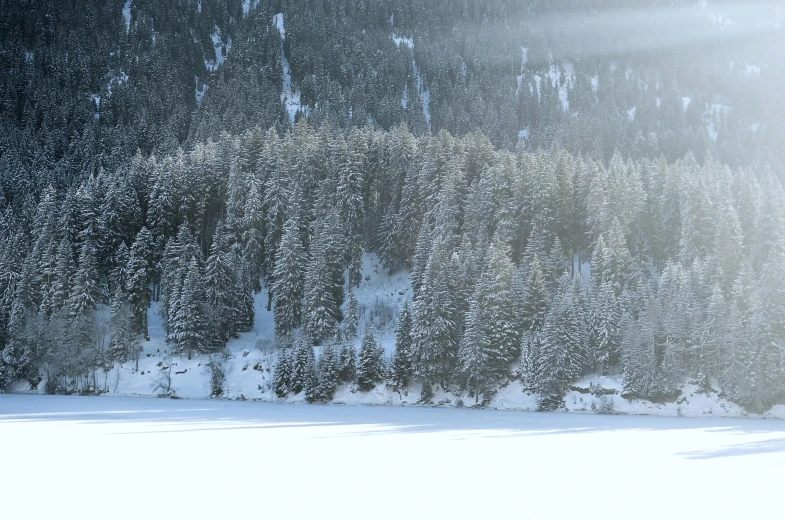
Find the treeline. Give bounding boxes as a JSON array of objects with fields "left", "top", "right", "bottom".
[
  {"left": 1, "top": 122, "right": 784, "bottom": 412},
  {"left": 3, "top": 0, "right": 784, "bottom": 205}
]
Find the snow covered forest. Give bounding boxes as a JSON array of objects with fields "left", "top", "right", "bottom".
[
  {"left": 2, "top": 0, "right": 785, "bottom": 415},
  {"left": 2, "top": 122, "right": 785, "bottom": 413}
]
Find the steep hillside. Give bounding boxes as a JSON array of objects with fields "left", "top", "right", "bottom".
[
  {"left": 3, "top": 0, "right": 785, "bottom": 203},
  {"left": 10, "top": 252, "right": 785, "bottom": 420}
]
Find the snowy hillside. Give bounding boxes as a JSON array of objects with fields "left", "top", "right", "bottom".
[{"left": 10, "top": 252, "right": 784, "bottom": 420}]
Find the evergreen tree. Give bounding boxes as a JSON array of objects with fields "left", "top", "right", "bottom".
[
  {"left": 357, "top": 328, "right": 384, "bottom": 391},
  {"left": 204, "top": 225, "right": 237, "bottom": 346},
  {"left": 536, "top": 276, "right": 588, "bottom": 410},
  {"left": 173, "top": 257, "right": 207, "bottom": 360},
  {"left": 272, "top": 197, "right": 305, "bottom": 338},
  {"left": 126, "top": 227, "right": 153, "bottom": 339},
  {"left": 292, "top": 341, "right": 316, "bottom": 395},
  {"left": 304, "top": 211, "right": 344, "bottom": 345},
  {"left": 339, "top": 343, "right": 357, "bottom": 384},
  {"left": 459, "top": 298, "right": 490, "bottom": 403},
  {"left": 343, "top": 289, "right": 360, "bottom": 340},
  {"left": 591, "top": 281, "right": 621, "bottom": 373},
  {"left": 317, "top": 345, "right": 341, "bottom": 401},
  {"left": 273, "top": 348, "right": 293, "bottom": 398},
  {"left": 68, "top": 241, "right": 101, "bottom": 318},
  {"left": 389, "top": 301, "right": 414, "bottom": 392},
  {"left": 108, "top": 290, "right": 142, "bottom": 368}
]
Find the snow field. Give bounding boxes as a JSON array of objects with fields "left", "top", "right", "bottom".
[{"left": 2, "top": 394, "right": 784, "bottom": 519}]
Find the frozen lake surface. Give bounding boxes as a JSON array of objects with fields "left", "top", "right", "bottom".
[{"left": 2, "top": 395, "right": 783, "bottom": 519}]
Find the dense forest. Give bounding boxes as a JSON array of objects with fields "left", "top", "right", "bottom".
[
  {"left": 1, "top": 122, "right": 784, "bottom": 412},
  {"left": 2, "top": 0, "right": 784, "bottom": 199},
  {"left": 1, "top": 0, "right": 785, "bottom": 412}
]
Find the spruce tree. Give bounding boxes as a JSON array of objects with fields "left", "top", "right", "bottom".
[
  {"left": 317, "top": 345, "right": 341, "bottom": 401},
  {"left": 459, "top": 298, "right": 490, "bottom": 403},
  {"left": 174, "top": 257, "right": 207, "bottom": 360},
  {"left": 126, "top": 227, "right": 153, "bottom": 339},
  {"left": 339, "top": 343, "right": 357, "bottom": 384},
  {"left": 273, "top": 349, "right": 293, "bottom": 398},
  {"left": 292, "top": 341, "right": 317, "bottom": 395},
  {"left": 389, "top": 301, "right": 414, "bottom": 392},
  {"left": 357, "top": 328, "right": 383, "bottom": 391},
  {"left": 272, "top": 198, "right": 305, "bottom": 338},
  {"left": 343, "top": 289, "right": 360, "bottom": 340}
]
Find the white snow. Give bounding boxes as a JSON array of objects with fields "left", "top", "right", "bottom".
[
  {"left": 515, "top": 47, "right": 528, "bottom": 97},
  {"left": 656, "top": 96, "right": 661, "bottom": 108},
  {"left": 518, "top": 127, "right": 529, "bottom": 141},
  {"left": 745, "top": 64, "right": 761, "bottom": 77},
  {"left": 8, "top": 251, "right": 783, "bottom": 422},
  {"left": 706, "top": 103, "right": 730, "bottom": 142},
  {"left": 391, "top": 33, "right": 430, "bottom": 129},
  {"left": 122, "top": 1, "right": 131, "bottom": 34},
  {"left": 627, "top": 106, "right": 636, "bottom": 121},
  {"left": 590, "top": 74, "right": 598, "bottom": 94},
  {"left": 241, "top": 0, "right": 260, "bottom": 17},
  {"left": 274, "top": 13, "right": 306, "bottom": 124},
  {"left": 545, "top": 61, "right": 572, "bottom": 112},
  {"left": 532, "top": 74, "right": 542, "bottom": 102},
  {"left": 2, "top": 394, "right": 784, "bottom": 519},
  {"left": 273, "top": 12, "right": 285, "bottom": 38},
  {"left": 204, "top": 29, "right": 232, "bottom": 72},
  {"left": 750, "top": 122, "right": 760, "bottom": 133},
  {"left": 391, "top": 34, "right": 413, "bottom": 50},
  {"left": 682, "top": 96, "right": 691, "bottom": 111}
]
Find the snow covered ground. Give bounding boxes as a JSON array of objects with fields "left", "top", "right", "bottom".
[
  {"left": 275, "top": 13, "right": 307, "bottom": 124},
  {"left": 2, "top": 394, "right": 784, "bottom": 519},
  {"left": 8, "top": 252, "right": 785, "bottom": 420}
]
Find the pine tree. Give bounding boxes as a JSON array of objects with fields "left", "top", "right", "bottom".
[
  {"left": 304, "top": 211, "right": 344, "bottom": 345},
  {"left": 339, "top": 343, "right": 357, "bottom": 384},
  {"left": 412, "top": 237, "right": 460, "bottom": 387},
  {"left": 459, "top": 298, "right": 490, "bottom": 403},
  {"left": 292, "top": 341, "right": 316, "bottom": 395},
  {"left": 343, "top": 289, "right": 360, "bottom": 340},
  {"left": 68, "top": 241, "right": 101, "bottom": 318},
  {"left": 108, "top": 290, "right": 142, "bottom": 367},
  {"left": 389, "top": 301, "right": 414, "bottom": 392},
  {"left": 536, "top": 275, "right": 588, "bottom": 410},
  {"left": 52, "top": 238, "right": 76, "bottom": 312},
  {"left": 126, "top": 227, "right": 153, "bottom": 339},
  {"left": 235, "top": 259, "right": 255, "bottom": 333},
  {"left": 591, "top": 281, "right": 621, "bottom": 373},
  {"left": 173, "top": 257, "right": 207, "bottom": 360},
  {"left": 317, "top": 345, "right": 341, "bottom": 401},
  {"left": 204, "top": 225, "right": 237, "bottom": 346},
  {"left": 337, "top": 131, "right": 366, "bottom": 286},
  {"left": 357, "top": 328, "right": 383, "bottom": 391},
  {"left": 273, "top": 348, "right": 293, "bottom": 398},
  {"left": 272, "top": 197, "right": 305, "bottom": 338}
]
